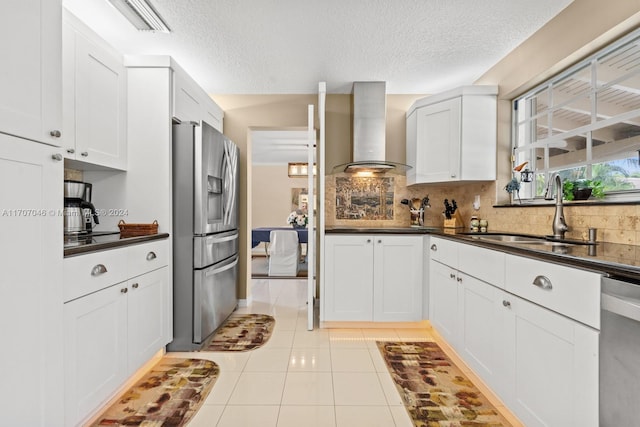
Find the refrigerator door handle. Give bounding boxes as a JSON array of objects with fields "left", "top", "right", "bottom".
[
  {"left": 205, "top": 257, "right": 239, "bottom": 277},
  {"left": 222, "top": 141, "right": 237, "bottom": 227},
  {"left": 204, "top": 231, "right": 238, "bottom": 244}
]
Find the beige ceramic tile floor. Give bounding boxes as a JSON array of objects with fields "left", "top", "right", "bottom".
[{"left": 168, "top": 278, "right": 524, "bottom": 427}]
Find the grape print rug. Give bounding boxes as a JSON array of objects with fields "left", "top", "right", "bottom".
[
  {"left": 203, "top": 313, "right": 275, "bottom": 351},
  {"left": 91, "top": 357, "right": 218, "bottom": 426},
  {"left": 377, "top": 341, "right": 512, "bottom": 426}
]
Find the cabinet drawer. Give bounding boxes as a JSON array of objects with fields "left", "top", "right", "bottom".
[
  {"left": 128, "top": 240, "right": 169, "bottom": 278},
  {"left": 428, "top": 237, "right": 458, "bottom": 268},
  {"left": 64, "top": 248, "right": 128, "bottom": 302},
  {"left": 505, "top": 254, "right": 601, "bottom": 329},
  {"left": 458, "top": 243, "right": 505, "bottom": 287}
]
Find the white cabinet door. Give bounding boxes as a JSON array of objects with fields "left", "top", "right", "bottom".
[
  {"left": 406, "top": 86, "right": 497, "bottom": 185},
  {"left": 0, "top": 134, "right": 64, "bottom": 426},
  {"left": 503, "top": 294, "right": 599, "bottom": 427},
  {"left": 173, "top": 69, "right": 202, "bottom": 124},
  {"left": 459, "top": 272, "right": 509, "bottom": 400},
  {"left": 0, "top": 0, "right": 62, "bottom": 145},
  {"left": 373, "top": 235, "right": 423, "bottom": 321},
  {"left": 127, "top": 267, "right": 170, "bottom": 372},
  {"left": 414, "top": 97, "right": 461, "bottom": 183},
  {"left": 64, "top": 283, "right": 128, "bottom": 427},
  {"left": 324, "top": 235, "right": 374, "bottom": 321},
  {"left": 173, "top": 66, "right": 224, "bottom": 132},
  {"left": 429, "top": 259, "right": 461, "bottom": 347},
  {"left": 63, "top": 15, "right": 127, "bottom": 170}
]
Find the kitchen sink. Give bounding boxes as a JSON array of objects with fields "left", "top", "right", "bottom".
[{"left": 462, "top": 233, "right": 595, "bottom": 247}]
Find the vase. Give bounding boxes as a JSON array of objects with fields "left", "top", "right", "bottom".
[
  {"left": 572, "top": 188, "right": 592, "bottom": 200},
  {"left": 292, "top": 223, "right": 305, "bottom": 229}
]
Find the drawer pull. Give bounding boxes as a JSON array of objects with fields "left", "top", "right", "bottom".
[
  {"left": 121, "top": 287, "right": 128, "bottom": 294},
  {"left": 457, "top": 277, "right": 463, "bottom": 283},
  {"left": 366, "top": 239, "right": 371, "bottom": 243},
  {"left": 146, "top": 251, "right": 157, "bottom": 261},
  {"left": 502, "top": 300, "right": 511, "bottom": 308},
  {"left": 131, "top": 283, "right": 139, "bottom": 289},
  {"left": 430, "top": 244, "right": 437, "bottom": 251},
  {"left": 91, "top": 264, "right": 108, "bottom": 276},
  {"left": 449, "top": 273, "right": 456, "bottom": 279},
  {"left": 532, "top": 275, "right": 553, "bottom": 290}
]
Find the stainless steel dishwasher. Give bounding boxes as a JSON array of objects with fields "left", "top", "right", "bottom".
[{"left": 600, "top": 275, "right": 640, "bottom": 426}]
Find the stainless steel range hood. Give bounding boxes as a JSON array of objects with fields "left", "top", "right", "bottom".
[{"left": 332, "top": 81, "right": 411, "bottom": 174}]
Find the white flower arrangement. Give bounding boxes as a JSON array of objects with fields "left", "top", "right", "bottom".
[{"left": 287, "top": 210, "right": 308, "bottom": 227}]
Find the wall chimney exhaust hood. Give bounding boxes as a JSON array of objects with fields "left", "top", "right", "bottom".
[{"left": 332, "top": 81, "right": 411, "bottom": 174}]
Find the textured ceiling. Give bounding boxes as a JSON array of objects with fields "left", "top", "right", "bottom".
[{"left": 63, "top": 0, "right": 573, "bottom": 95}]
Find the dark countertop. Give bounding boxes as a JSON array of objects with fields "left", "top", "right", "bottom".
[
  {"left": 64, "top": 231, "right": 170, "bottom": 257},
  {"left": 325, "top": 226, "right": 640, "bottom": 282}
]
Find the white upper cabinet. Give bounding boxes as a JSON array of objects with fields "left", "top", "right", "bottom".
[
  {"left": 406, "top": 86, "right": 497, "bottom": 184},
  {"left": 63, "top": 11, "right": 127, "bottom": 170},
  {"left": 173, "top": 62, "right": 224, "bottom": 131},
  {"left": 0, "top": 0, "right": 62, "bottom": 145},
  {"left": 124, "top": 55, "right": 224, "bottom": 132}
]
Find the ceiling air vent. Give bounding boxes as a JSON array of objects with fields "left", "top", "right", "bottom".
[{"left": 107, "top": 0, "right": 171, "bottom": 33}]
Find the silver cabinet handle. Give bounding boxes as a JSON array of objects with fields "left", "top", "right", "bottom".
[
  {"left": 430, "top": 244, "right": 437, "bottom": 251},
  {"left": 51, "top": 153, "right": 63, "bottom": 161},
  {"left": 146, "top": 251, "right": 157, "bottom": 261},
  {"left": 131, "top": 283, "right": 139, "bottom": 289},
  {"left": 377, "top": 239, "right": 382, "bottom": 244},
  {"left": 49, "top": 130, "right": 61, "bottom": 138},
  {"left": 66, "top": 148, "right": 75, "bottom": 154},
  {"left": 457, "top": 277, "right": 462, "bottom": 283},
  {"left": 366, "top": 239, "right": 371, "bottom": 243},
  {"left": 91, "top": 264, "right": 108, "bottom": 276},
  {"left": 80, "top": 152, "right": 89, "bottom": 157},
  {"left": 121, "top": 287, "right": 128, "bottom": 294},
  {"left": 449, "top": 273, "right": 456, "bottom": 279},
  {"left": 503, "top": 300, "right": 511, "bottom": 307},
  {"left": 532, "top": 275, "right": 553, "bottom": 290}
]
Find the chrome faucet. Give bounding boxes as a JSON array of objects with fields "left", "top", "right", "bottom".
[{"left": 544, "top": 173, "right": 569, "bottom": 239}]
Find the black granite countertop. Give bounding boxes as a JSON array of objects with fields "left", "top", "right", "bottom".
[
  {"left": 64, "top": 231, "right": 170, "bottom": 257},
  {"left": 325, "top": 226, "right": 640, "bottom": 282}
]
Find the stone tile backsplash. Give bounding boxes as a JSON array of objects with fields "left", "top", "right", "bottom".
[{"left": 325, "top": 175, "right": 640, "bottom": 245}]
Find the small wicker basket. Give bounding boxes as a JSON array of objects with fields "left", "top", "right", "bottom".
[{"left": 118, "top": 220, "right": 159, "bottom": 238}]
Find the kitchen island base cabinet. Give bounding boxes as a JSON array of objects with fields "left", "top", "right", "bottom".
[{"left": 324, "top": 235, "right": 423, "bottom": 322}]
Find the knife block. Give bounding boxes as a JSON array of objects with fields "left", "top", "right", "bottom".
[{"left": 443, "top": 211, "right": 464, "bottom": 228}]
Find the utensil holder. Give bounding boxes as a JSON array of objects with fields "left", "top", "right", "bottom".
[{"left": 443, "top": 211, "right": 464, "bottom": 228}]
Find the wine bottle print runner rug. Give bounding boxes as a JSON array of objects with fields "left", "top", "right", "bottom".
[
  {"left": 203, "top": 313, "right": 275, "bottom": 351},
  {"left": 90, "top": 357, "right": 218, "bottom": 427},
  {"left": 377, "top": 341, "right": 512, "bottom": 426}
]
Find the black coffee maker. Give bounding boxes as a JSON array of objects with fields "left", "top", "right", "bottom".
[{"left": 63, "top": 180, "right": 99, "bottom": 234}]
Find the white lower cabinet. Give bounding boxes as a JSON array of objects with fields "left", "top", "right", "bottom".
[
  {"left": 503, "top": 294, "right": 599, "bottom": 427},
  {"left": 428, "top": 236, "right": 599, "bottom": 426},
  {"left": 429, "top": 259, "right": 461, "bottom": 346},
  {"left": 127, "top": 268, "right": 170, "bottom": 371},
  {"left": 459, "top": 272, "right": 509, "bottom": 398},
  {"left": 63, "top": 240, "right": 170, "bottom": 426},
  {"left": 324, "top": 234, "right": 423, "bottom": 321},
  {"left": 64, "top": 282, "right": 128, "bottom": 425}
]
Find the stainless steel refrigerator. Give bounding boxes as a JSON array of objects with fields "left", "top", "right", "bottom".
[{"left": 169, "top": 121, "right": 240, "bottom": 351}]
